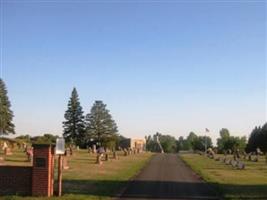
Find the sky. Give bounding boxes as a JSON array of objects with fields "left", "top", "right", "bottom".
[{"left": 0, "top": 0, "right": 266, "bottom": 143}]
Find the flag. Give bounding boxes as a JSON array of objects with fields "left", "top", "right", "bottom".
[{"left": 205, "top": 128, "right": 210, "bottom": 132}]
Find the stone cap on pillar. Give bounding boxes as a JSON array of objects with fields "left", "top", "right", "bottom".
[
  {"left": 32, "top": 144, "right": 56, "bottom": 154},
  {"left": 32, "top": 144, "right": 55, "bottom": 148}
]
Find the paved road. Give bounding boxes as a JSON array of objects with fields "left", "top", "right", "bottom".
[{"left": 118, "top": 154, "right": 219, "bottom": 200}]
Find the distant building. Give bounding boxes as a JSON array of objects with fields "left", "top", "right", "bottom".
[{"left": 119, "top": 138, "right": 146, "bottom": 152}]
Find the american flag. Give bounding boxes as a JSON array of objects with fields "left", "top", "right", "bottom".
[{"left": 205, "top": 128, "right": 210, "bottom": 132}]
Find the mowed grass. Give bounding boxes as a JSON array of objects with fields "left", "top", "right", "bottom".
[
  {"left": 0, "top": 149, "right": 153, "bottom": 200},
  {"left": 180, "top": 153, "right": 267, "bottom": 200}
]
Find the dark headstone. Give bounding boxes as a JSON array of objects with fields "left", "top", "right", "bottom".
[
  {"left": 237, "top": 161, "right": 245, "bottom": 170},
  {"left": 113, "top": 151, "right": 118, "bottom": 160},
  {"left": 105, "top": 153, "right": 109, "bottom": 161}
]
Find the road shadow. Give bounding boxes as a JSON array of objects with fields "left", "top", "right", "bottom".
[{"left": 61, "top": 179, "right": 267, "bottom": 199}]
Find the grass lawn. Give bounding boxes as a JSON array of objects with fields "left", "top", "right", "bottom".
[
  {"left": 180, "top": 153, "right": 267, "bottom": 200},
  {"left": 0, "top": 149, "right": 153, "bottom": 200}
]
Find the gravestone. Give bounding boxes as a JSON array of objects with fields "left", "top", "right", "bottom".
[
  {"left": 253, "top": 157, "right": 258, "bottom": 162},
  {"left": 248, "top": 153, "right": 252, "bottom": 161},
  {"left": 26, "top": 147, "right": 33, "bottom": 162},
  {"left": 225, "top": 159, "right": 231, "bottom": 165},
  {"left": 237, "top": 162, "right": 245, "bottom": 169},
  {"left": 128, "top": 148, "right": 131, "bottom": 155},
  {"left": 96, "top": 147, "right": 105, "bottom": 164},
  {"left": 237, "top": 161, "right": 245, "bottom": 170},
  {"left": 231, "top": 160, "right": 238, "bottom": 168},
  {"left": 2, "top": 142, "right": 8, "bottom": 151},
  {"left": 63, "top": 156, "right": 69, "bottom": 170},
  {"left": 0, "top": 157, "right": 4, "bottom": 165},
  {"left": 22, "top": 142, "right": 27, "bottom": 150},
  {"left": 113, "top": 151, "right": 118, "bottom": 160},
  {"left": 64, "top": 149, "right": 70, "bottom": 157},
  {"left": 123, "top": 149, "right": 128, "bottom": 156},
  {"left": 96, "top": 154, "right": 103, "bottom": 164},
  {"left": 256, "top": 148, "right": 263, "bottom": 155},
  {"left": 105, "top": 153, "right": 109, "bottom": 161},
  {"left": 133, "top": 149, "right": 136, "bottom": 154},
  {"left": 4, "top": 147, "right": 13, "bottom": 155},
  {"left": 69, "top": 147, "right": 74, "bottom": 156},
  {"left": 92, "top": 145, "right": 97, "bottom": 154},
  {"left": 242, "top": 152, "right": 247, "bottom": 160}
]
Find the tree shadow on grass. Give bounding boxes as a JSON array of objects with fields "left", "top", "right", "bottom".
[{"left": 61, "top": 179, "right": 267, "bottom": 199}]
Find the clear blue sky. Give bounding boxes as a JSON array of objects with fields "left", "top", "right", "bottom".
[{"left": 1, "top": 1, "right": 266, "bottom": 142}]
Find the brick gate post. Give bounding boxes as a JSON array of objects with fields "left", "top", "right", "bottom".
[{"left": 32, "top": 144, "right": 55, "bottom": 197}]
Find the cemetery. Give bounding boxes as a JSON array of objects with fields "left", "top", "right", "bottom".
[
  {"left": 180, "top": 151, "right": 267, "bottom": 199},
  {"left": 0, "top": 139, "right": 152, "bottom": 200}
]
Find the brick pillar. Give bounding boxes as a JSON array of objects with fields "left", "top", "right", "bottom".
[{"left": 32, "top": 144, "right": 55, "bottom": 197}]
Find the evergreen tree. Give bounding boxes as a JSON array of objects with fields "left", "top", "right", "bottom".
[
  {"left": 246, "top": 124, "right": 267, "bottom": 153},
  {"left": 63, "top": 88, "right": 86, "bottom": 147},
  {"left": 0, "top": 79, "right": 15, "bottom": 135},
  {"left": 86, "top": 100, "right": 118, "bottom": 147}
]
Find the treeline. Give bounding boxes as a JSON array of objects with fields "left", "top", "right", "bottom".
[
  {"left": 147, "top": 125, "right": 267, "bottom": 154},
  {"left": 15, "top": 134, "right": 58, "bottom": 144},
  {"left": 176, "top": 132, "right": 212, "bottom": 152},
  {"left": 146, "top": 133, "right": 177, "bottom": 153},
  {"left": 146, "top": 132, "right": 213, "bottom": 153}
]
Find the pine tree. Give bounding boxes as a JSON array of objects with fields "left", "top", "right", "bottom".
[
  {"left": 63, "top": 88, "right": 85, "bottom": 147},
  {"left": 86, "top": 100, "right": 118, "bottom": 147},
  {"left": 0, "top": 79, "right": 15, "bottom": 135}
]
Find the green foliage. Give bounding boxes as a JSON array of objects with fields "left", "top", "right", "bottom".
[
  {"left": 217, "top": 128, "right": 247, "bottom": 153},
  {"left": 177, "top": 133, "right": 212, "bottom": 152},
  {"left": 159, "top": 134, "right": 177, "bottom": 153},
  {"left": 15, "top": 134, "right": 32, "bottom": 144},
  {"left": 191, "top": 136, "right": 212, "bottom": 151},
  {"left": 31, "top": 133, "right": 58, "bottom": 144},
  {"left": 86, "top": 101, "right": 118, "bottom": 148},
  {"left": 246, "top": 123, "right": 267, "bottom": 153},
  {"left": 63, "top": 88, "right": 86, "bottom": 147},
  {"left": 176, "top": 136, "right": 190, "bottom": 151},
  {"left": 186, "top": 132, "right": 197, "bottom": 150},
  {"left": 0, "top": 79, "right": 15, "bottom": 135},
  {"left": 145, "top": 135, "right": 159, "bottom": 152},
  {"left": 220, "top": 128, "right": 230, "bottom": 138},
  {"left": 146, "top": 133, "right": 177, "bottom": 153}
]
